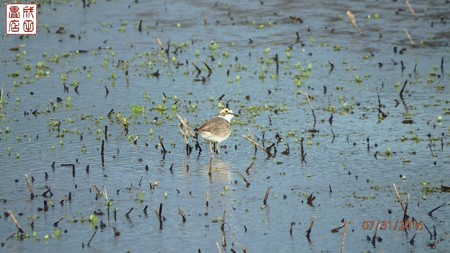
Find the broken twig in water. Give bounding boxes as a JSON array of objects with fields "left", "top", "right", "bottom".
[
  {"left": 158, "top": 135, "right": 167, "bottom": 154},
  {"left": 340, "top": 219, "right": 349, "bottom": 253},
  {"left": 306, "top": 216, "right": 316, "bottom": 240},
  {"left": 8, "top": 211, "right": 24, "bottom": 235},
  {"left": 24, "top": 174, "right": 34, "bottom": 199},
  {"left": 237, "top": 171, "right": 251, "bottom": 187},
  {"left": 263, "top": 187, "right": 271, "bottom": 206},
  {"left": 346, "top": 10, "right": 363, "bottom": 35},
  {"left": 404, "top": 28, "right": 415, "bottom": 46},
  {"left": 428, "top": 203, "right": 446, "bottom": 217},
  {"left": 245, "top": 161, "right": 254, "bottom": 175},
  {"left": 298, "top": 90, "right": 317, "bottom": 131},
  {"left": 176, "top": 113, "right": 195, "bottom": 138},
  {"left": 221, "top": 209, "right": 227, "bottom": 232},
  {"left": 242, "top": 134, "right": 272, "bottom": 158},
  {"left": 178, "top": 207, "right": 187, "bottom": 223},
  {"left": 405, "top": 0, "right": 417, "bottom": 19},
  {"left": 392, "top": 183, "right": 406, "bottom": 213},
  {"left": 87, "top": 230, "right": 97, "bottom": 247},
  {"left": 371, "top": 221, "right": 381, "bottom": 246}
]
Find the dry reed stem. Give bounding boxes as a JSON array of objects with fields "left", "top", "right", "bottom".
[
  {"left": 404, "top": 28, "right": 415, "bottom": 46},
  {"left": 340, "top": 219, "right": 349, "bottom": 253},
  {"left": 242, "top": 134, "right": 272, "bottom": 157},
  {"left": 346, "top": 10, "right": 363, "bottom": 35},
  {"left": 298, "top": 90, "right": 317, "bottom": 130},
  {"left": 176, "top": 113, "right": 195, "bottom": 138},
  {"left": 405, "top": 0, "right": 417, "bottom": 18},
  {"left": 156, "top": 37, "right": 164, "bottom": 50},
  {"left": 392, "top": 183, "right": 406, "bottom": 212},
  {"left": 216, "top": 241, "right": 221, "bottom": 253},
  {"left": 8, "top": 211, "right": 24, "bottom": 234},
  {"left": 178, "top": 207, "right": 186, "bottom": 223},
  {"left": 263, "top": 187, "right": 271, "bottom": 206},
  {"left": 237, "top": 171, "right": 251, "bottom": 187},
  {"left": 24, "top": 174, "right": 34, "bottom": 199},
  {"left": 245, "top": 161, "right": 255, "bottom": 175}
]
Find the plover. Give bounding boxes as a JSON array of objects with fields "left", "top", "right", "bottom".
[{"left": 195, "top": 108, "right": 237, "bottom": 158}]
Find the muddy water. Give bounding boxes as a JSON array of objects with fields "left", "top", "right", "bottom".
[{"left": 0, "top": 0, "right": 449, "bottom": 252}]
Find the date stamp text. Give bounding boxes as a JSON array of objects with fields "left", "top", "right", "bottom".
[{"left": 362, "top": 219, "right": 423, "bottom": 231}]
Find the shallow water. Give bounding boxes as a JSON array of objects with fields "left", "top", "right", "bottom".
[{"left": 1, "top": 0, "right": 449, "bottom": 252}]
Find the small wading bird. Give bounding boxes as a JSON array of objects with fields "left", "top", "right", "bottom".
[{"left": 195, "top": 108, "right": 237, "bottom": 158}]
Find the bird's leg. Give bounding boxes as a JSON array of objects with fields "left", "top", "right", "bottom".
[
  {"left": 217, "top": 143, "right": 221, "bottom": 159},
  {"left": 209, "top": 142, "right": 213, "bottom": 157}
]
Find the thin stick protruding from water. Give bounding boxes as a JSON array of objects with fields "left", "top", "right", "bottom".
[
  {"left": 178, "top": 207, "right": 186, "bottom": 223},
  {"left": 340, "top": 219, "right": 349, "bottom": 253},
  {"left": 237, "top": 171, "right": 251, "bottom": 187},
  {"left": 404, "top": 28, "right": 415, "bottom": 46},
  {"left": 205, "top": 192, "right": 209, "bottom": 215},
  {"left": 298, "top": 90, "right": 317, "bottom": 131},
  {"left": 8, "top": 211, "right": 24, "bottom": 234},
  {"left": 154, "top": 203, "right": 163, "bottom": 228},
  {"left": 216, "top": 241, "right": 221, "bottom": 253},
  {"left": 87, "top": 230, "right": 97, "bottom": 247},
  {"left": 158, "top": 135, "right": 167, "bottom": 154},
  {"left": 245, "top": 161, "right": 254, "bottom": 175},
  {"left": 346, "top": 10, "right": 363, "bottom": 35},
  {"left": 25, "top": 174, "right": 34, "bottom": 199},
  {"left": 392, "top": 183, "right": 406, "bottom": 212},
  {"left": 221, "top": 209, "right": 227, "bottom": 231},
  {"left": 176, "top": 113, "right": 195, "bottom": 139},
  {"left": 371, "top": 221, "right": 381, "bottom": 246},
  {"left": 101, "top": 140, "right": 105, "bottom": 166},
  {"left": 405, "top": 0, "right": 417, "bottom": 19},
  {"left": 306, "top": 216, "right": 316, "bottom": 241},
  {"left": 263, "top": 187, "right": 271, "bottom": 206},
  {"left": 428, "top": 203, "right": 446, "bottom": 217},
  {"left": 242, "top": 134, "right": 272, "bottom": 158}
]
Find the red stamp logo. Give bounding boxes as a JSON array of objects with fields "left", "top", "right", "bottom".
[{"left": 5, "top": 3, "right": 38, "bottom": 35}]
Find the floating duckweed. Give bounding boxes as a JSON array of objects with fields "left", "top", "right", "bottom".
[
  {"left": 55, "top": 228, "right": 61, "bottom": 239},
  {"left": 33, "top": 231, "right": 38, "bottom": 240}
]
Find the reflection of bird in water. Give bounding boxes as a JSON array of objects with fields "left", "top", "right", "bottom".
[
  {"left": 195, "top": 108, "right": 237, "bottom": 158},
  {"left": 203, "top": 159, "right": 232, "bottom": 182}
]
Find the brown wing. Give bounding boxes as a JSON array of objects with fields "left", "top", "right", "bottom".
[{"left": 195, "top": 117, "right": 230, "bottom": 137}]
